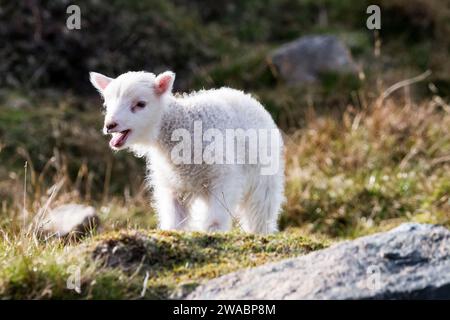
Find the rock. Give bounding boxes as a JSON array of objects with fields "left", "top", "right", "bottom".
[
  {"left": 187, "top": 223, "right": 450, "bottom": 299},
  {"left": 38, "top": 204, "right": 100, "bottom": 240},
  {"left": 269, "top": 35, "right": 357, "bottom": 85}
]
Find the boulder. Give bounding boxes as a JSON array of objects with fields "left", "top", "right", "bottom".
[
  {"left": 188, "top": 223, "right": 450, "bottom": 299},
  {"left": 38, "top": 204, "right": 100, "bottom": 240},
  {"left": 269, "top": 35, "right": 357, "bottom": 85}
]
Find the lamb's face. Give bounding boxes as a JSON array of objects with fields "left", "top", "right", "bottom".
[{"left": 89, "top": 71, "right": 175, "bottom": 150}]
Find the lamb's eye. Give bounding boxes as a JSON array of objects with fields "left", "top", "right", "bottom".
[
  {"left": 136, "top": 101, "right": 146, "bottom": 108},
  {"left": 131, "top": 101, "right": 146, "bottom": 113}
]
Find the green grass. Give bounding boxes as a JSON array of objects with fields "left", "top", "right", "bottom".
[{"left": 0, "top": 229, "right": 326, "bottom": 299}]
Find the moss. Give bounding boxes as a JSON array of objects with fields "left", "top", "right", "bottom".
[
  {"left": 90, "top": 229, "right": 326, "bottom": 299},
  {"left": 0, "top": 230, "right": 326, "bottom": 299}
]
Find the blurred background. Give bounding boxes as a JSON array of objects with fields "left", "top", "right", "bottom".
[{"left": 0, "top": 0, "right": 449, "bottom": 238}]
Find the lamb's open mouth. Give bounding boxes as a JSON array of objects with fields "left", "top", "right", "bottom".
[{"left": 110, "top": 129, "right": 131, "bottom": 148}]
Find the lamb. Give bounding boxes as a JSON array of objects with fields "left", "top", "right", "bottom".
[{"left": 89, "top": 70, "right": 284, "bottom": 234}]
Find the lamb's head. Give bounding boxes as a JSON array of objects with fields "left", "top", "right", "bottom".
[{"left": 89, "top": 70, "right": 175, "bottom": 151}]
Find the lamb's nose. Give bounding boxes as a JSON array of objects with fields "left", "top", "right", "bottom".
[{"left": 106, "top": 122, "right": 118, "bottom": 133}]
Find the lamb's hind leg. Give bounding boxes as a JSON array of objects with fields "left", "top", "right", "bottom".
[
  {"left": 153, "top": 186, "right": 188, "bottom": 230},
  {"left": 239, "top": 174, "right": 284, "bottom": 234}
]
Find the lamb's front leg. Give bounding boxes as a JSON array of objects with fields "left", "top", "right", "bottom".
[
  {"left": 190, "top": 196, "right": 232, "bottom": 232},
  {"left": 153, "top": 186, "right": 187, "bottom": 230},
  {"left": 190, "top": 179, "right": 240, "bottom": 232}
]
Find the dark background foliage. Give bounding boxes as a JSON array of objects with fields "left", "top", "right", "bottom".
[{"left": 0, "top": 0, "right": 448, "bottom": 93}]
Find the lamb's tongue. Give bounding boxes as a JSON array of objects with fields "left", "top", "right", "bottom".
[{"left": 110, "top": 133, "right": 123, "bottom": 148}]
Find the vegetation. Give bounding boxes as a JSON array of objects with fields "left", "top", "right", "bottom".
[
  {"left": 283, "top": 97, "right": 450, "bottom": 238},
  {"left": 0, "top": 0, "right": 449, "bottom": 298},
  {"left": 0, "top": 229, "right": 325, "bottom": 299}
]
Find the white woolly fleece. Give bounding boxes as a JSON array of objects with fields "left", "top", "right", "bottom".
[{"left": 90, "top": 71, "right": 285, "bottom": 234}]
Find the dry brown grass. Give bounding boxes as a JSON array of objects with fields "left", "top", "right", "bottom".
[{"left": 283, "top": 90, "right": 450, "bottom": 237}]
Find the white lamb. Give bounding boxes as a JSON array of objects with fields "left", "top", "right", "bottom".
[{"left": 89, "top": 70, "right": 284, "bottom": 234}]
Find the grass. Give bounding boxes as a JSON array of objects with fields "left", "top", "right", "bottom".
[
  {"left": 0, "top": 229, "right": 325, "bottom": 299},
  {"left": 283, "top": 96, "right": 450, "bottom": 238}
]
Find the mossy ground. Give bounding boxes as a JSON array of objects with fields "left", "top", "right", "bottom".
[{"left": 0, "top": 229, "right": 326, "bottom": 299}]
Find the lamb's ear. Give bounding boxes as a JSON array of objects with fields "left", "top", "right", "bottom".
[
  {"left": 154, "top": 71, "right": 175, "bottom": 95},
  {"left": 89, "top": 72, "right": 113, "bottom": 93}
]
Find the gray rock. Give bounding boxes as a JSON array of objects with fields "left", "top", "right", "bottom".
[
  {"left": 38, "top": 204, "right": 100, "bottom": 240},
  {"left": 269, "top": 35, "right": 357, "bottom": 85},
  {"left": 188, "top": 223, "right": 450, "bottom": 299}
]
